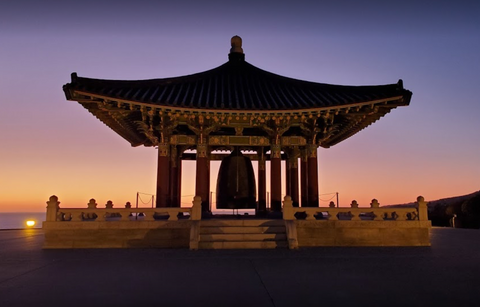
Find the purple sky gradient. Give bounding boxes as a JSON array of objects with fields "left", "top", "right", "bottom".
[{"left": 1, "top": 0, "right": 479, "bottom": 211}]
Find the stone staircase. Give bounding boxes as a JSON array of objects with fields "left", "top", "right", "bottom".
[{"left": 198, "top": 219, "right": 288, "bottom": 249}]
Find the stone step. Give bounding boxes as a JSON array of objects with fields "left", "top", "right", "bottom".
[
  {"left": 197, "top": 219, "right": 288, "bottom": 249},
  {"left": 198, "top": 240, "right": 288, "bottom": 249},
  {"left": 200, "top": 233, "right": 287, "bottom": 242},
  {"left": 200, "top": 226, "right": 286, "bottom": 234},
  {"left": 200, "top": 219, "right": 285, "bottom": 227}
]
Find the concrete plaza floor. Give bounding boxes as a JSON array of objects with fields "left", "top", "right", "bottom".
[{"left": 0, "top": 227, "right": 479, "bottom": 307}]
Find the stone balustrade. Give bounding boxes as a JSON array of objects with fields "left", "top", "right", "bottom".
[
  {"left": 282, "top": 196, "right": 431, "bottom": 247},
  {"left": 283, "top": 196, "right": 429, "bottom": 221},
  {"left": 45, "top": 195, "right": 202, "bottom": 222},
  {"left": 43, "top": 195, "right": 430, "bottom": 248},
  {"left": 43, "top": 195, "right": 203, "bottom": 249}
]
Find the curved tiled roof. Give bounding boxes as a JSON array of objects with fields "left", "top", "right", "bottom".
[
  {"left": 64, "top": 59, "right": 411, "bottom": 111},
  {"left": 63, "top": 37, "right": 412, "bottom": 148}
]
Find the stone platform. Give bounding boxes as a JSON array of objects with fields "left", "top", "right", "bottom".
[
  {"left": 43, "top": 217, "right": 431, "bottom": 249},
  {"left": 42, "top": 196, "right": 431, "bottom": 249},
  {"left": 1, "top": 227, "right": 479, "bottom": 307}
]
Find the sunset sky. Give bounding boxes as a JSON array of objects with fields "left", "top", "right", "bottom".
[{"left": 1, "top": 0, "right": 479, "bottom": 212}]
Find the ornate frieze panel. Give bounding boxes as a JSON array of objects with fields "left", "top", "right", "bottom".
[
  {"left": 209, "top": 136, "right": 229, "bottom": 146},
  {"left": 169, "top": 135, "right": 308, "bottom": 147},
  {"left": 281, "top": 136, "right": 306, "bottom": 146},
  {"left": 233, "top": 136, "right": 257, "bottom": 145},
  {"left": 208, "top": 136, "right": 270, "bottom": 146},
  {"left": 170, "top": 135, "right": 196, "bottom": 145},
  {"left": 249, "top": 136, "right": 270, "bottom": 146}
]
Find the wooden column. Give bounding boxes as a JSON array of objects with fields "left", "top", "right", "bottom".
[
  {"left": 195, "top": 143, "right": 210, "bottom": 212},
  {"left": 257, "top": 148, "right": 267, "bottom": 214},
  {"left": 286, "top": 155, "right": 291, "bottom": 197},
  {"left": 290, "top": 155, "right": 299, "bottom": 207},
  {"left": 270, "top": 144, "right": 282, "bottom": 212},
  {"left": 307, "top": 144, "right": 319, "bottom": 207},
  {"left": 300, "top": 148, "right": 308, "bottom": 207},
  {"left": 177, "top": 155, "right": 182, "bottom": 207},
  {"left": 156, "top": 144, "right": 170, "bottom": 208},
  {"left": 169, "top": 146, "right": 180, "bottom": 207}
]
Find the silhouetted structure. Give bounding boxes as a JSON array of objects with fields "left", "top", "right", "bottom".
[{"left": 63, "top": 36, "right": 412, "bottom": 215}]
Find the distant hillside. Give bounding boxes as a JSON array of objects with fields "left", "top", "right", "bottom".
[
  {"left": 385, "top": 190, "right": 480, "bottom": 228},
  {"left": 385, "top": 190, "right": 480, "bottom": 208}
]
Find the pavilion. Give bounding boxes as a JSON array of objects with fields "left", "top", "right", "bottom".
[
  {"left": 63, "top": 36, "right": 412, "bottom": 216},
  {"left": 49, "top": 36, "right": 430, "bottom": 249}
]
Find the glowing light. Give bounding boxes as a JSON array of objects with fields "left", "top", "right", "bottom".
[{"left": 26, "top": 220, "right": 36, "bottom": 227}]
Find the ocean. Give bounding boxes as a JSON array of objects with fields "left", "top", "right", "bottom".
[
  {"left": 0, "top": 212, "right": 45, "bottom": 229},
  {"left": 0, "top": 210, "right": 258, "bottom": 230}
]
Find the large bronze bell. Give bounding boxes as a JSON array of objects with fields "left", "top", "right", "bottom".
[{"left": 216, "top": 148, "right": 256, "bottom": 209}]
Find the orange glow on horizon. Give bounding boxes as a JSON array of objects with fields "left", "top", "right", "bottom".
[{"left": 1, "top": 149, "right": 477, "bottom": 213}]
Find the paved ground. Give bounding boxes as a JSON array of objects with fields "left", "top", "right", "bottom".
[{"left": 0, "top": 227, "right": 479, "bottom": 307}]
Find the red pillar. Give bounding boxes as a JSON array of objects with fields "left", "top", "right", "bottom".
[
  {"left": 169, "top": 146, "right": 180, "bottom": 207},
  {"left": 307, "top": 144, "right": 319, "bottom": 207},
  {"left": 290, "top": 155, "right": 299, "bottom": 207},
  {"left": 286, "top": 156, "right": 291, "bottom": 197},
  {"left": 300, "top": 148, "right": 308, "bottom": 207},
  {"left": 257, "top": 148, "right": 267, "bottom": 214},
  {"left": 156, "top": 144, "right": 170, "bottom": 208},
  {"left": 270, "top": 144, "right": 282, "bottom": 212},
  {"left": 177, "top": 156, "right": 182, "bottom": 207},
  {"left": 195, "top": 143, "right": 210, "bottom": 212}
]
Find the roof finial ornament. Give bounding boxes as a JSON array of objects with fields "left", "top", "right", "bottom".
[
  {"left": 230, "top": 36, "right": 243, "bottom": 54},
  {"left": 229, "top": 35, "right": 245, "bottom": 62}
]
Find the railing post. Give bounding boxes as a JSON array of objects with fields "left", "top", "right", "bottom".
[
  {"left": 190, "top": 196, "right": 202, "bottom": 250},
  {"left": 416, "top": 196, "right": 428, "bottom": 221},
  {"left": 87, "top": 199, "right": 97, "bottom": 209},
  {"left": 350, "top": 200, "right": 360, "bottom": 221},
  {"left": 283, "top": 196, "right": 298, "bottom": 249},
  {"left": 283, "top": 195, "right": 294, "bottom": 220},
  {"left": 370, "top": 199, "right": 383, "bottom": 221},
  {"left": 46, "top": 195, "right": 60, "bottom": 221},
  {"left": 191, "top": 196, "right": 202, "bottom": 221},
  {"left": 86, "top": 199, "right": 97, "bottom": 219}
]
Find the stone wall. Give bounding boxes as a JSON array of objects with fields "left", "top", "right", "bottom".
[
  {"left": 296, "top": 220, "right": 431, "bottom": 247},
  {"left": 43, "top": 221, "right": 191, "bottom": 249}
]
